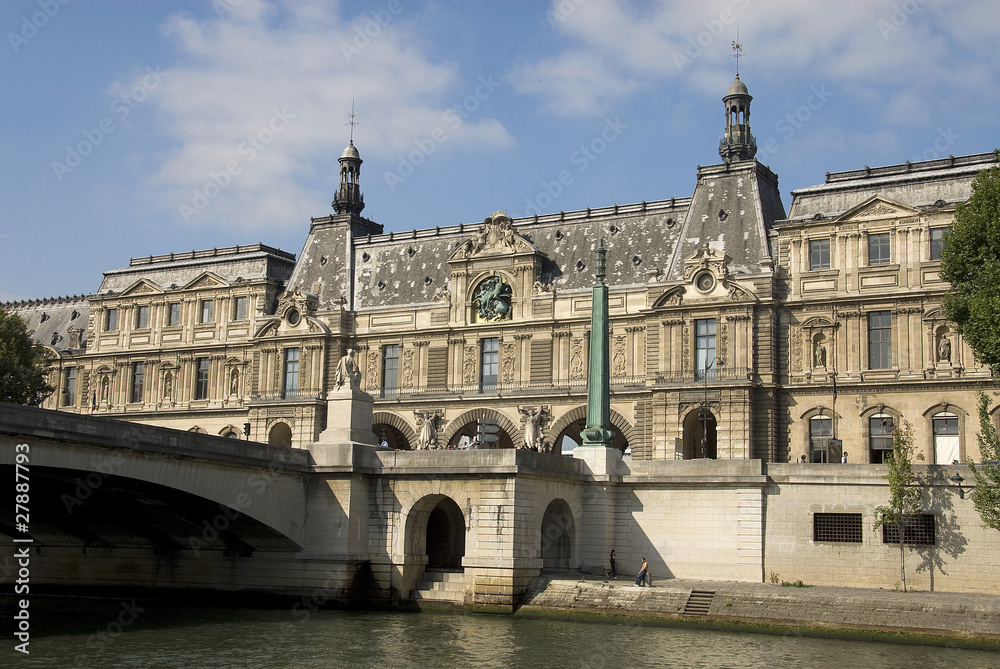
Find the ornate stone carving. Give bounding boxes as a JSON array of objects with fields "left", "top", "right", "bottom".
[
  {"left": 501, "top": 342, "right": 515, "bottom": 384},
  {"left": 570, "top": 339, "right": 585, "bottom": 379},
  {"left": 463, "top": 345, "right": 477, "bottom": 384},
  {"left": 401, "top": 348, "right": 414, "bottom": 387},
  {"left": 414, "top": 409, "right": 442, "bottom": 450},
  {"left": 612, "top": 335, "right": 627, "bottom": 376},
  {"left": 432, "top": 287, "right": 451, "bottom": 303},
  {"left": 790, "top": 324, "right": 802, "bottom": 371},
  {"left": 518, "top": 405, "right": 549, "bottom": 451},
  {"left": 366, "top": 348, "right": 379, "bottom": 388},
  {"left": 532, "top": 280, "right": 552, "bottom": 295},
  {"left": 454, "top": 211, "right": 534, "bottom": 258}
]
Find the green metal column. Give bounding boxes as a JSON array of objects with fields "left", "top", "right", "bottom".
[{"left": 581, "top": 240, "right": 615, "bottom": 448}]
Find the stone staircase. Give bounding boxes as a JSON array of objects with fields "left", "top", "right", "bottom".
[
  {"left": 682, "top": 590, "right": 716, "bottom": 616},
  {"left": 410, "top": 569, "right": 466, "bottom": 603}
]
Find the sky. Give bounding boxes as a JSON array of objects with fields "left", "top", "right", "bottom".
[{"left": 2, "top": 0, "right": 998, "bottom": 302}]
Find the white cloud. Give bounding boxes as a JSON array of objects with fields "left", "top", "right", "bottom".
[
  {"left": 131, "top": 0, "right": 515, "bottom": 231},
  {"left": 513, "top": 0, "right": 1000, "bottom": 119}
]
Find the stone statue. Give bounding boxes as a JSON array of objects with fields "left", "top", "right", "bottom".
[
  {"left": 230, "top": 368, "right": 239, "bottom": 395},
  {"left": 416, "top": 411, "right": 438, "bottom": 450},
  {"left": 163, "top": 373, "right": 172, "bottom": 399},
  {"left": 520, "top": 407, "right": 543, "bottom": 450},
  {"left": 814, "top": 344, "right": 826, "bottom": 368},
  {"left": 335, "top": 348, "right": 362, "bottom": 389},
  {"left": 938, "top": 336, "right": 951, "bottom": 363},
  {"left": 100, "top": 377, "right": 109, "bottom": 403}
]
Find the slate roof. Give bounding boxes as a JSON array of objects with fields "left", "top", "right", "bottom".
[{"left": 2, "top": 295, "right": 89, "bottom": 353}]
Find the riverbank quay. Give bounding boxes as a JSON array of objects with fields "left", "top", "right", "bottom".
[{"left": 514, "top": 573, "right": 1000, "bottom": 650}]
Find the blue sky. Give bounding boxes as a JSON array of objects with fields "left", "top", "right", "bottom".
[{"left": 2, "top": 0, "right": 998, "bottom": 301}]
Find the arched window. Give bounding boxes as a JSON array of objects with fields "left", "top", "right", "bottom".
[
  {"left": 932, "top": 412, "right": 960, "bottom": 464},
  {"left": 869, "top": 414, "right": 893, "bottom": 463}
]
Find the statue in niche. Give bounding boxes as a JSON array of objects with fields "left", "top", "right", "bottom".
[
  {"left": 230, "top": 369, "right": 239, "bottom": 395},
  {"left": 938, "top": 336, "right": 952, "bottom": 363},
  {"left": 520, "top": 406, "right": 544, "bottom": 450},
  {"left": 100, "top": 377, "right": 109, "bottom": 403},
  {"left": 163, "top": 373, "right": 173, "bottom": 399},
  {"left": 335, "top": 349, "right": 362, "bottom": 389},
  {"left": 472, "top": 271, "right": 512, "bottom": 322},
  {"left": 814, "top": 343, "right": 827, "bottom": 368}
]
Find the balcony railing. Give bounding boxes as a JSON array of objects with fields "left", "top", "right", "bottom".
[
  {"left": 250, "top": 387, "right": 324, "bottom": 402},
  {"left": 373, "top": 374, "right": 722, "bottom": 400},
  {"left": 654, "top": 368, "right": 753, "bottom": 384}
]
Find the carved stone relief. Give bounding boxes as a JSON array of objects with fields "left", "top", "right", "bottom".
[
  {"left": 612, "top": 335, "right": 627, "bottom": 376},
  {"left": 463, "top": 345, "right": 477, "bottom": 385},
  {"left": 401, "top": 348, "right": 414, "bottom": 387},
  {"left": 570, "top": 339, "right": 585, "bottom": 379},
  {"left": 501, "top": 342, "right": 515, "bottom": 384}
]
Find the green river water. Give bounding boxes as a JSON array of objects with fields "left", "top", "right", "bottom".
[{"left": 5, "top": 595, "right": 999, "bottom": 668}]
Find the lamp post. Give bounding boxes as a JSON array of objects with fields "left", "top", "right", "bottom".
[{"left": 700, "top": 356, "right": 722, "bottom": 459}]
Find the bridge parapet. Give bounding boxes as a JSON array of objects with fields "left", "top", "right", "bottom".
[{"left": 0, "top": 402, "right": 311, "bottom": 472}]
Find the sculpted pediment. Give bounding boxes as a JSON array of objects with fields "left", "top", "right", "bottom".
[
  {"left": 801, "top": 316, "right": 837, "bottom": 329},
  {"left": 119, "top": 279, "right": 163, "bottom": 296},
  {"left": 448, "top": 212, "right": 539, "bottom": 261},
  {"left": 682, "top": 243, "right": 731, "bottom": 283},
  {"left": 183, "top": 272, "right": 229, "bottom": 291},
  {"left": 837, "top": 196, "right": 919, "bottom": 222}
]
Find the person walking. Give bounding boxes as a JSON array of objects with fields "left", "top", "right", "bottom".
[
  {"left": 606, "top": 550, "right": 616, "bottom": 579},
  {"left": 635, "top": 557, "right": 648, "bottom": 587}
]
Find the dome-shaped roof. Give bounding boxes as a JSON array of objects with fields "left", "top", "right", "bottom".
[
  {"left": 341, "top": 141, "right": 360, "bottom": 160},
  {"left": 726, "top": 75, "right": 749, "bottom": 97}
]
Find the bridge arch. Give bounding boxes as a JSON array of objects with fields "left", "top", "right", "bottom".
[
  {"left": 547, "top": 405, "right": 635, "bottom": 453},
  {"left": 372, "top": 411, "right": 417, "bottom": 450},
  {"left": 539, "top": 498, "right": 575, "bottom": 570},
  {"left": 402, "top": 494, "right": 466, "bottom": 569},
  {"left": 441, "top": 408, "right": 517, "bottom": 449}
]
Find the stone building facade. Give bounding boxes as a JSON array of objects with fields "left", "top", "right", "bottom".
[{"left": 8, "top": 76, "right": 998, "bottom": 465}]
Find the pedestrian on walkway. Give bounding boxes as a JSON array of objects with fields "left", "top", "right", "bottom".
[
  {"left": 635, "top": 557, "right": 648, "bottom": 586},
  {"left": 606, "top": 550, "right": 616, "bottom": 579}
]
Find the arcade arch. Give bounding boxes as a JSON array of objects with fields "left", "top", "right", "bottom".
[{"left": 540, "top": 498, "right": 575, "bottom": 570}]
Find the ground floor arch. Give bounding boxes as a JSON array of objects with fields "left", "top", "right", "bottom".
[
  {"left": 267, "top": 421, "right": 292, "bottom": 447},
  {"left": 682, "top": 408, "right": 716, "bottom": 459},
  {"left": 372, "top": 411, "right": 417, "bottom": 449},
  {"left": 540, "top": 498, "right": 575, "bottom": 570},
  {"left": 404, "top": 494, "right": 466, "bottom": 570},
  {"left": 442, "top": 408, "right": 516, "bottom": 449},
  {"left": 549, "top": 406, "right": 632, "bottom": 454}
]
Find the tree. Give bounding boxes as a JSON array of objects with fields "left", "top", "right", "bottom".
[
  {"left": 0, "top": 306, "right": 54, "bottom": 405},
  {"left": 971, "top": 391, "right": 1000, "bottom": 531},
  {"left": 873, "top": 421, "right": 923, "bottom": 592},
  {"left": 940, "top": 166, "right": 1000, "bottom": 373}
]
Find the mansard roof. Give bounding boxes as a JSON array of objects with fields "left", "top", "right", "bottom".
[
  {"left": 98, "top": 243, "right": 295, "bottom": 293},
  {"left": 1, "top": 295, "right": 89, "bottom": 353},
  {"left": 784, "top": 151, "right": 999, "bottom": 222}
]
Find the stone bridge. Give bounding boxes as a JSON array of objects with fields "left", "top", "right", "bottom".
[{"left": 0, "top": 403, "right": 602, "bottom": 610}]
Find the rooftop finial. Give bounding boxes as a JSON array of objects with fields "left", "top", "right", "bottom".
[
  {"left": 346, "top": 98, "right": 358, "bottom": 143},
  {"left": 731, "top": 26, "right": 743, "bottom": 76}
]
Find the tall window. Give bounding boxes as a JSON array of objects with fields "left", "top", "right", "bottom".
[
  {"left": 480, "top": 337, "right": 499, "bottom": 391},
  {"left": 932, "top": 413, "right": 960, "bottom": 464},
  {"left": 929, "top": 228, "right": 946, "bottom": 261},
  {"left": 62, "top": 367, "right": 76, "bottom": 407},
  {"left": 283, "top": 348, "right": 300, "bottom": 398},
  {"left": 105, "top": 308, "right": 118, "bottom": 332},
  {"left": 382, "top": 344, "right": 399, "bottom": 398},
  {"left": 199, "top": 299, "right": 214, "bottom": 324},
  {"left": 130, "top": 362, "right": 145, "bottom": 403},
  {"left": 868, "top": 233, "right": 891, "bottom": 265},
  {"left": 233, "top": 296, "right": 248, "bottom": 321},
  {"left": 809, "top": 239, "right": 830, "bottom": 270},
  {"left": 167, "top": 302, "right": 181, "bottom": 326},
  {"left": 695, "top": 319, "right": 716, "bottom": 380},
  {"left": 809, "top": 416, "right": 833, "bottom": 463},
  {"left": 869, "top": 414, "right": 893, "bottom": 464},
  {"left": 195, "top": 357, "right": 210, "bottom": 400},
  {"left": 135, "top": 305, "right": 149, "bottom": 329},
  {"left": 867, "top": 311, "right": 892, "bottom": 369}
]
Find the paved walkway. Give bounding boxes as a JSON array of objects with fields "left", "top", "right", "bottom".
[{"left": 518, "top": 571, "right": 1000, "bottom": 644}]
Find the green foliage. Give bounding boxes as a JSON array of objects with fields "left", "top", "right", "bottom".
[
  {"left": 0, "top": 306, "right": 54, "bottom": 405},
  {"left": 941, "top": 166, "right": 1000, "bottom": 373},
  {"left": 873, "top": 421, "right": 923, "bottom": 592},
  {"left": 971, "top": 391, "right": 1000, "bottom": 532}
]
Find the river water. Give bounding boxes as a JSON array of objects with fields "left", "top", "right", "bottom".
[{"left": 7, "top": 595, "right": 999, "bottom": 668}]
